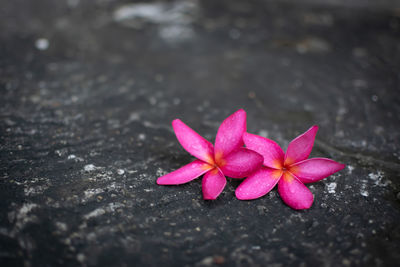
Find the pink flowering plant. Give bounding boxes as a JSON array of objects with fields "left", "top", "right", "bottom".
[
  {"left": 235, "top": 126, "right": 345, "bottom": 209},
  {"left": 157, "top": 109, "right": 345, "bottom": 210},
  {"left": 157, "top": 109, "right": 263, "bottom": 199}
]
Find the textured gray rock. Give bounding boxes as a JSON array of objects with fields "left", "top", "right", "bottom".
[{"left": 1, "top": 0, "right": 399, "bottom": 266}]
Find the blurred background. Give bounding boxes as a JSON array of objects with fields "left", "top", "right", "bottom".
[{"left": 1, "top": 0, "right": 400, "bottom": 266}]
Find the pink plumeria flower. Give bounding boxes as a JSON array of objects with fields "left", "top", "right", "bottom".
[
  {"left": 157, "top": 109, "right": 264, "bottom": 200},
  {"left": 236, "top": 126, "right": 345, "bottom": 210}
]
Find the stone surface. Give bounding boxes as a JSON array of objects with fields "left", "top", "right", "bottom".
[{"left": 1, "top": 0, "right": 400, "bottom": 266}]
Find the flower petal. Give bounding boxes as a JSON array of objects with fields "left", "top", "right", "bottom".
[
  {"left": 157, "top": 160, "right": 213, "bottom": 185},
  {"left": 202, "top": 168, "right": 226, "bottom": 200},
  {"left": 243, "top": 132, "right": 284, "bottom": 169},
  {"left": 289, "top": 158, "right": 345, "bottom": 183},
  {"left": 284, "top": 125, "right": 318, "bottom": 166},
  {"left": 219, "top": 148, "right": 264, "bottom": 178},
  {"left": 278, "top": 172, "right": 314, "bottom": 210},
  {"left": 235, "top": 167, "right": 283, "bottom": 200},
  {"left": 214, "top": 109, "right": 246, "bottom": 160},
  {"left": 172, "top": 119, "right": 214, "bottom": 164}
]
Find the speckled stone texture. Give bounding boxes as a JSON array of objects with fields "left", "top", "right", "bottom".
[{"left": 1, "top": 0, "right": 400, "bottom": 266}]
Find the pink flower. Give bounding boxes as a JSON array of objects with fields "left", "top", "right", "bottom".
[
  {"left": 235, "top": 126, "right": 345, "bottom": 210},
  {"left": 157, "top": 109, "right": 264, "bottom": 200}
]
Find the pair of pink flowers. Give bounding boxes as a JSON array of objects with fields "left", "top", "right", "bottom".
[{"left": 157, "top": 109, "right": 345, "bottom": 210}]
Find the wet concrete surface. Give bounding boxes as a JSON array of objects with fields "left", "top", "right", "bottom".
[{"left": 1, "top": 0, "right": 400, "bottom": 266}]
